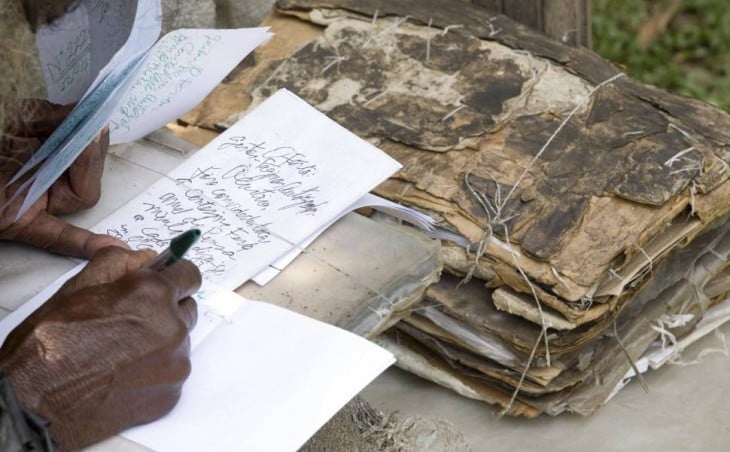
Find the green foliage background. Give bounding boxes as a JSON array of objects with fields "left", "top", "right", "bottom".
[{"left": 593, "top": 0, "right": 730, "bottom": 111}]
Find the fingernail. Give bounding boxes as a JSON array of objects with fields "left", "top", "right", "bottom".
[{"left": 93, "top": 127, "right": 108, "bottom": 144}]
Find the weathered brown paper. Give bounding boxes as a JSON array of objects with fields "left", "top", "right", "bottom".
[{"left": 173, "top": 0, "right": 730, "bottom": 415}]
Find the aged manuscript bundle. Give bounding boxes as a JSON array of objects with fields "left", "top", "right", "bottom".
[{"left": 177, "top": 0, "right": 730, "bottom": 416}]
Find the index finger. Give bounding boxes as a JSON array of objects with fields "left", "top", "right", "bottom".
[
  {"left": 158, "top": 259, "right": 203, "bottom": 303},
  {"left": 5, "top": 210, "right": 128, "bottom": 258},
  {"left": 59, "top": 247, "right": 154, "bottom": 296}
]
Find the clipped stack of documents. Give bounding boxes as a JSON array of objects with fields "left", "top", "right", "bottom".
[{"left": 176, "top": 2, "right": 730, "bottom": 416}]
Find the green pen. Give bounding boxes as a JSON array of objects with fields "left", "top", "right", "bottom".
[{"left": 146, "top": 229, "right": 202, "bottom": 271}]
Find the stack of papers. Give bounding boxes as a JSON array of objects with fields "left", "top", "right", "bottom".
[
  {"left": 202, "top": 6, "right": 730, "bottom": 417},
  {"left": 382, "top": 224, "right": 730, "bottom": 416}
]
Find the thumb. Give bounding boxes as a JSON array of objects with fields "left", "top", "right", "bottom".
[{"left": 7, "top": 210, "right": 128, "bottom": 258}]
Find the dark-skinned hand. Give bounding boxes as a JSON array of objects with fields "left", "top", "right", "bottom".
[
  {"left": 0, "top": 247, "right": 201, "bottom": 451},
  {"left": 1, "top": 100, "right": 126, "bottom": 258}
]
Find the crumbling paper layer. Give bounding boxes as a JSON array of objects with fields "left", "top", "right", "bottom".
[{"left": 172, "top": 1, "right": 730, "bottom": 416}]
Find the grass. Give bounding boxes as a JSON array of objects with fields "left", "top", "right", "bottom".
[{"left": 592, "top": 0, "right": 730, "bottom": 111}]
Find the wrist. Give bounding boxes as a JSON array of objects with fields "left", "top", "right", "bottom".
[
  {"left": 0, "top": 334, "right": 66, "bottom": 448},
  {"left": 0, "top": 335, "right": 47, "bottom": 415},
  {"left": 0, "top": 331, "right": 113, "bottom": 451},
  {"left": 0, "top": 370, "right": 56, "bottom": 451}
]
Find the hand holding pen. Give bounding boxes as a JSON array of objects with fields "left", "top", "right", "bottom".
[{"left": 0, "top": 239, "right": 202, "bottom": 450}]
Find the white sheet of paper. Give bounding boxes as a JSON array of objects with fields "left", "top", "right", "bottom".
[
  {"left": 35, "top": 0, "right": 154, "bottom": 104},
  {"left": 0, "top": 267, "right": 394, "bottom": 452},
  {"left": 35, "top": 3, "right": 91, "bottom": 104},
  {"left": 14, "top": 0, "right": 158, "bottom": 186},
  {"left": 16, "top": 1, "right": 268, "bottom": 221},
  {"left": 252, "top": 193, "right": 434, "bottom": 285},
  {"left": 93, "top": 89, "right": 402, "bottom": 289},
  {"left": 11, "top": 0, "right": 162, "bottom": 217},
  {"left": 123, "top": 289, "right": 394, "bottom": 452},
  {"left": 109, "top": 27, "right": 272, "bottom": 144},
  {"left": 83, "top": 0, "right": 163, "bottom": 99},
  {"left": 15, "top": 54, "right": 150, "bottom": 220}
]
